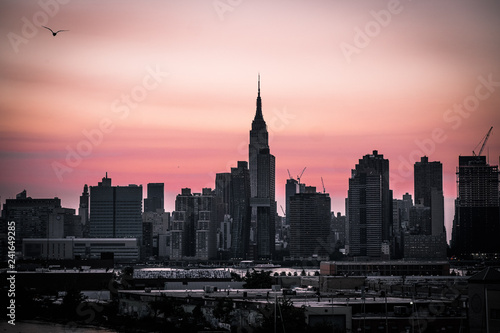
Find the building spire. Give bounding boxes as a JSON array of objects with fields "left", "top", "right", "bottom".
[{"left": 254, "top": 74, "right": 263, "bottom": 121}]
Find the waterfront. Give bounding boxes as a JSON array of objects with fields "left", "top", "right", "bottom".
[{"left": 135, "top": 266, "right": 320, "bottom": 277}]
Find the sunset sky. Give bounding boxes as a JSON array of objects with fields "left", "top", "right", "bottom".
[{"left": 1, "top": 0, "right": 500, "bottom": 243}]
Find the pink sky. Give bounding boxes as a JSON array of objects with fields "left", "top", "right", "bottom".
[{"left": 1, "top": 0, "right": 500, "bottom": 243}]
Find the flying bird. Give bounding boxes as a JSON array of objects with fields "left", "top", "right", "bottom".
[{"left": 42, "top": 26, "right": 69, "bottom": 36}]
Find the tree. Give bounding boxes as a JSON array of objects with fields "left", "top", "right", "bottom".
[
  {"left": 243, "top": 269, "right": 274, "bottom": 289},
  {"left": 150, "top": 297, "right": 184, "bottom": 322},
  {"left": 231, "top": 271, "right": 243, "bottom": 281},
  {"left": 213, "top": 297, "right": 234, "bottom": 323},
  {"left": 118, "top": 266, "right": 134, "bottom": 289},
  {"left": 257, "top": 298, "right": 307, "bottom": 333}
]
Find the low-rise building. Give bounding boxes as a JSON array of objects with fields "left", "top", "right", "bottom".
[
  {"left": 320, "top": 260, "right": 450, "bottom": 276},
  {"left": 22, "top": 238, "right": 139, "bottom": 261}
]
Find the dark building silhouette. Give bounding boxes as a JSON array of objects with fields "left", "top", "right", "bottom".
[
  {"left": 144, "top": 183, "right": 164, "bottom": 213},
  {"left": 331, "top": 212, "right": 347, "bottom": 250},
  {"left": 79, "top": 184, "right": 89, "bottom": 225},
  {"left": 414, "top": 156, "right": 445, "bottom": 236},
  {"left": 451, "top": 156, "right": 500, "bottom": 257},
  {"left": 404, "top": 202, "right": 447, "bottom": 260},
  {"left": 142, "top": 221, "right": 153, "bottom": 259},
  {"left": 214, "top": 172, "right": 232, "bottom": 258},
  {"left": 229, "top": 161, "right": 251, "bottom": 259},
  {"left": 392, "top": 193, "right": 412, "bottom": 259},
  {"left": 2, "top": 190, "right": 62, "bottom": 252},
  {"left": 408, "top": 204, "right": 432, "bottom": 235},
  {"left": 347, "top": 150, "right": 392, "bottom": 259},
  {"left": 89, "top": 173, "right": 143, "bottom": 239},
  {"left": 289, "top": 186, "right": 331, "bottom": 259},
  {"left": 215, "top": 172, "right": 232, "bottom": 215},
  {"left": 248, "top": 76, "right": 276, "bottom": 260},
  {"left": 48, "top": 207, "right": 82, "bottom": 239},
  {"left": 170, "top": 188, "right": 219, "bottom": 260},
  {"left": 285, "top": 178, "right": 300, "bottom": 226},
  {"left": 143, "top": 184, "right": 170, "bottom": 258},
  {"left": 79, "top": 184, "right": 89, "bottom": 236},
  {"left": 142, "top": 209, "right": 170, "bottom": 257},
  {"left": 393, "top": 193, "right": 412, "bottom": 232}
]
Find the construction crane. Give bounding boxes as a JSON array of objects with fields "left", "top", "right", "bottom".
[
  {"left": 297, "top": 167, "right": 307, "bottom": 184},
  {"left": 473, "top": 126, "right": 493, "bottom": 156},
  {"left": 321, "top": 177, "right": 326, "bottom": 194},
  {"left": 280, "top": 205, "right": 286, "bottom": 217},
  {"left": 287, "top": 169, "right": 292, "bottom": 179}
]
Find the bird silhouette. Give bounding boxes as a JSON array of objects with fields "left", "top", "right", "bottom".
[{"left": 42, "top": 26, "right": 69, "bottom": 36}]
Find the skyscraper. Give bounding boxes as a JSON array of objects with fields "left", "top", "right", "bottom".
[
  {"left": 451, "top": 156, "right": 500, "bottom": 257},
  {"left": 170, "top": 188, "right": 219, "bottom": 260},
  {"left": 248, "top": 76, "right": 276, "bottom": 260},
  {"left": 79, "top": 185, "right": 89, "bottom": 237},
  {"left": 89, "top": 173, "right": 143, "bottom": 239},
  {"left": 229, "top": 161, "right": 251, "bottom": 259},
  {"left": 289, "top": 186, "right": 331, "bottom": 259},
  {"left": 414, "top": 156, "right": 444, "bottom": 236},
  {"left": 285, "top": 178, "right": 300, "bottom": 226},
  {"left": 144, "top": 183, "right": 164, "bottom": 213},
  {"left": 79, "top": 184, "right": 89, "bottom": 228},
  {"left": 215, "top": 173, "right": 232, "bottom": 215},
  {"left": 347, "top": 150, "right": 392, "bottom": 259}
]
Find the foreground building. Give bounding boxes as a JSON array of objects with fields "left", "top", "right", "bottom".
[
  {"left": 468, "top": 267, "right": 500, "bottom": 333},
  {"left": 115, "top": 272, "right": 469, "bottom": 332}
]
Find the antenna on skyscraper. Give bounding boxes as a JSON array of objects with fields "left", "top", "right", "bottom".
[{"left": 258, "top": 73, "right": 260, "bottom": 96}]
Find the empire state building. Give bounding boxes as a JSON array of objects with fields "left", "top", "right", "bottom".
[{"left": 249, "top": 76, "right": 276, "bottom": 260}]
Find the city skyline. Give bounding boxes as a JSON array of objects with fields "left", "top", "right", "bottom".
[{"left": 2, "top": 1, "right": 500, "bottom": 245}]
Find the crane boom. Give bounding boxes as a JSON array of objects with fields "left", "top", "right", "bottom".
[
  {"left": 478, "top": 126, "right": 493, "bottom": 156},
  {"left": 297, "top": 167, "right": 307, "bottom": 184},
  {"left": 473, "top": 126, "right": 493, "bottom": 156}
]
